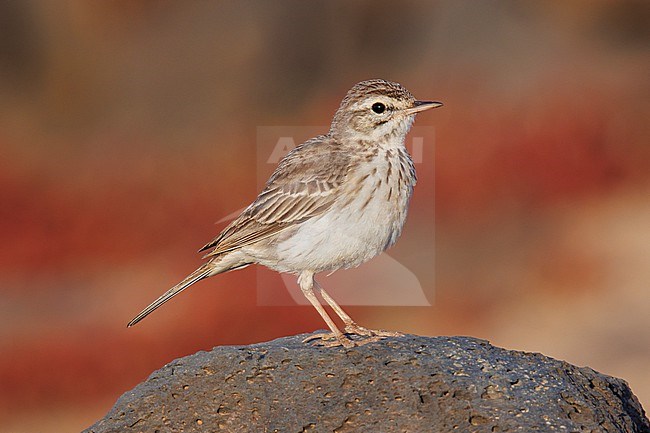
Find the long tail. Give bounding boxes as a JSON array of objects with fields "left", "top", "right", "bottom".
[{"left": 127, "top": 263, "right": 214, "bottom": 327}]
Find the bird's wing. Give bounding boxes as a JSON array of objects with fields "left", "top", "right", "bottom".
[{"left": 200, "top": 136, "right": 352, "bottom": 257}]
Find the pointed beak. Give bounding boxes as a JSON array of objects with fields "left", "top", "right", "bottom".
[{"left": 403, "top": 100, "right": 443, "bottom": 115}]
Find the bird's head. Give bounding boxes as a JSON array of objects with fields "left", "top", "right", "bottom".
[{"left": 330, "top": 79, "right": 442, "bottom": 142}]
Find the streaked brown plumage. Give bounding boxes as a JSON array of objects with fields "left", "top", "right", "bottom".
[{"left": 128, "top": 79, "right": 442, "bottom": 347}]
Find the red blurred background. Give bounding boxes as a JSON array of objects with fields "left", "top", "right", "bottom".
[{"left": 1, "top": 2, "right": 648, "bottom": 431}]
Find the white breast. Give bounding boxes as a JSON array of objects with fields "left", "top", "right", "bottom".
[{"left": 271, "top": 147, "right": 416, "bottom": 273}]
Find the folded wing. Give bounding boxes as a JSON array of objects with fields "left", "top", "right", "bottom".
[{"left": 200, "top": 136, "right": 351, "bottom": 257}]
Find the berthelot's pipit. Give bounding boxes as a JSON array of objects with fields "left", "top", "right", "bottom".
[{"left": 128, "top": 79, "right": 442, "bottom": 348}]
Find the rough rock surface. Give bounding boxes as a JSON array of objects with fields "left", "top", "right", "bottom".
[{"left": 84, "top": 333, "right": 649, "bottom": 433}]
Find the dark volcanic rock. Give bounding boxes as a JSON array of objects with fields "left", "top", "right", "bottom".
[{"left": 84, "top": 333, "right": 649, "bottom": 433}]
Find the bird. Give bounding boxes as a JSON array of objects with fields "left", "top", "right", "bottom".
[{"left": 127, "top": 79, "right": 442, "bottom": 348}]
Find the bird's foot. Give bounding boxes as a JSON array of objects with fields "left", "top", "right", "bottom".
[
  {"left": 344, "top": 323, "right": 404, "bottom": 339},
  {"left": 303, "top": 326, "right": 402, "bottom": 348},
  {"left": 303, "top": 332, "right": 355, "bottom": 349}
]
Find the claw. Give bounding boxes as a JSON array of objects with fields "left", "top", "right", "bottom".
[
  {"left": 303, "top": 332, "right": 355, "bottom": 348},
  {"left": 303, "top": 327, "right": 400, "bottom": 348},
  {"left": 344, "top": 323, "right": 404, "bottom": 339}
]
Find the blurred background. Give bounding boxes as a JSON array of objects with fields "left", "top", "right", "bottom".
[{"left": 1, "top": 1, "right": 648, "bottom": 431}]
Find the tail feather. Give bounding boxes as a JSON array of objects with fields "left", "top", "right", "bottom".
[{"left": 127, "top": 264, "right": 214, "bottom": 327}]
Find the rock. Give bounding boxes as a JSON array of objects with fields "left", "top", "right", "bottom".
[{"left": 84, "top": 333, "right": 649, "bottom": 433}]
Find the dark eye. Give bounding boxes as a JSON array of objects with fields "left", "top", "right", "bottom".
[{"left": 371, "top": 102, "right": 386, "bottom": 114}]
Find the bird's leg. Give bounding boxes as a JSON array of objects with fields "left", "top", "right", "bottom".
[
  {"left": 298, "top": 271, "right": 353, "bottom": 348},
  {"left": 314, "top": 280, "right": 403, "bottom": 340},
  {"left": 313, "top": 280, "right": 356, "bottom": 330}
]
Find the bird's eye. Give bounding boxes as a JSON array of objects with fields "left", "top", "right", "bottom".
[{"left": 371, "top": 102, "right": 386, "bottom": 114}]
